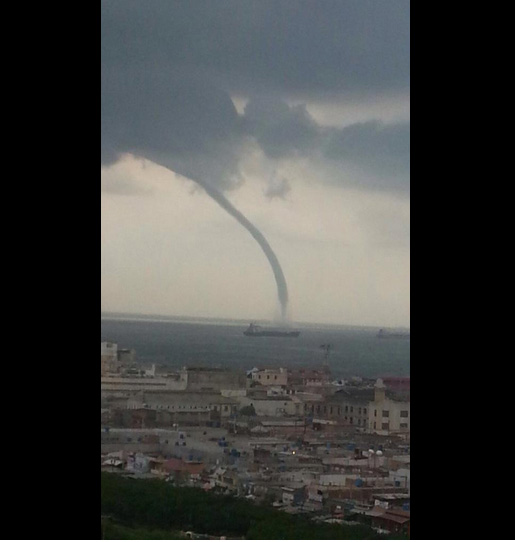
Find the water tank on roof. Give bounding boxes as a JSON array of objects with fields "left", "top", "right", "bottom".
[{"left": 355, "top": 479, "right": 363, "bottom": 487}]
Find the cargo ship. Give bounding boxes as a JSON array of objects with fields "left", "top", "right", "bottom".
[
  {"left": 377, "top": 328, "right": 410, "bottom": 339},
  {"left": 243, "top": 323, "right": 300, "bottom": 338}
]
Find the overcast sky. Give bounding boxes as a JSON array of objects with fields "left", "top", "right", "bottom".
[{"left": 101, "top": 0, "right": 410, "bottom": 327}]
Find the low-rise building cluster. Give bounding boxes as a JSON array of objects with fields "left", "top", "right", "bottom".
[{"left": 101, "top": 341, "right": 410, "bottom": 536}]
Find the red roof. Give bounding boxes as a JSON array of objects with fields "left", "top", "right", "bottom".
[
  {"left": 161, "top": 458, "right": 204, "bottom": 475},
  {"left": 381, "top": 377, "right": 410, "bottom": 391}
]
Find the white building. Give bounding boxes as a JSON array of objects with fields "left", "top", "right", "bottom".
[
  {"left": 101, "top": 342, "right": 118, "bottom": 360},
  {"left": 368, "top": 379, "right": 410, "bottom": 435}
]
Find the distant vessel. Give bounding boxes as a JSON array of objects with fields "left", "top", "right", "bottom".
[
  {"left": 243, "top": 323, "right": 300, "bottom": 338},
  {"left": 377, "top": 328, "right": 410, "bottom": 339}
]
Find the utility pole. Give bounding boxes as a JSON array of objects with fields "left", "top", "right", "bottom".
[{"left": 320, "top": 344, "right": 332, "bottom": 375}]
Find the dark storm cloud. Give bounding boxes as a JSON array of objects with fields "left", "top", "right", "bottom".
[
  {"left": 101, "top": 68, "right": 245, "bottom": 189},
  {"left": 322, "top": 121, "right": 410, "bottom": 191},
  {"left": 240, "top": 97, "right": 409, "bottom": 192},
  {"left": 101, "top": 0, "right": 409, "bottom": 97},
  {"left": 243, "top": 97, "right": 320, "bottom": 159},
  {"left": 102, "top": 0, "right": 410, "bottom": 194}
]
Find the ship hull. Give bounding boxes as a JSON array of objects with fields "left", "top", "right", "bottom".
[{"left": 243, "top": 331, "right": 300, "bottom": 338}]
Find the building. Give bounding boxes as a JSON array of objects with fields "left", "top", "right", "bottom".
[
  {"left": 324, "top": 388, "right": 374, "bottom": 428},
  {"left": 368, "top": 379, "right": 410, "bottom": 435},
  {"left": 152, "top": 457, "right": 205, "bottom": 480},
  {"left": 382, "top": 376, "right": 410, "bottom": 394},
  {"left": 251, "top": 368, "right": 288, "bottom": 387},
  {"left": 281, "top": 484, "right": 306, "bottom": 506},
  {"left": 101, "top": 343, "right": 138, "bottom": 375},
  {"left": 123, "top": 391, "right": 240, "bottom": 425},
  {"left": 368, "top": 507, "right": 410, "bottom": 535},
  {"left": 101, "top": 366, "right": 247, "bottom": 397},
  {"left": 210, "top": 466, "right": 242, "bottom": 492},
  {"left": 101, "top": 374, "right": 188, "bottom": 395},
  {"left": 183, "top": 367, "right": 247, "bottom": 392},
  {"left": 117, "top": 348, "right": 136, "bottom": 364},
  {"left": 101, "top": 341, "right": 117, "bottom": 360},
  {"left": 288, "top": 368, "right": 330, "bottom": 387},
  {"left": 238, "top": 395, "right": 299, "bottom": 417},
  {"left": 101, "top": 341, "right": 120, "bottom": 375}
]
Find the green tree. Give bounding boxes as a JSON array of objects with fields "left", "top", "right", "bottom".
[{"left": 239, "top": 405, "right": 256, "bottom": 416}]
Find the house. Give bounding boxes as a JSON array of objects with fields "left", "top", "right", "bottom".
[
  {"left": 210, "top": 466, "right": 241, "bottom": 492},
  {"left": 369, "top": 507, "right": 410, "bottom": 535},
  {"left": 372, "top": 493, "right": 410, "bottom": 509},
  {"left": 154, "top": 457, "right": 205, "bottom": 481},
  {"left": 288, "top": 368, "right": 330, "bottom": 387},
  {"left": 281, "top": 484, "right": 306, "bottom": 506}
]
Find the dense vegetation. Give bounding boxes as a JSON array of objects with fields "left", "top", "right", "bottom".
[
  {"left": 238, "top": 405, "right": 257, "bottom": 416},
  {"left": 101, "top": 518, "right": 186, "bottom": 540},
  {"left": 101, "top": 472, "right": 393, "bottom": 539}
]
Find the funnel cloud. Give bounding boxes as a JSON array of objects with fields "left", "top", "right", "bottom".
[
  {"left": 101, "top": 0, "right": 410, "bottom": 326},
  {"left": 101, "top": 71, "right": 291, "bottom": 320},
  {"left": 183, "top": 173, "right": 289, "bottom": 320}
]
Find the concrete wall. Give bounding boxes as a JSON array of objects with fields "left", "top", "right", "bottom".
[
  {"left": 252, "top": 369, "right": 288, "bottom": 386},
  {"left": 318, "top": 474, "right": 349, "bottom": 486},
  {"left": 101, "top": 342, "right": 117, "bottom": 358},
  {"left": 131, "top": 392, "right": 238, "bottom": 417},
  {"left": 369, "top": 398, "right": 410, "bottom": 434},
  {"left": 221, "top": 389, "right": 247, "bottom": 398},
  {"left": 118, "top": 349, "right": 136, "bottom": 364},
  {"left": 184, "top": 369, "right": 247, "bottom": 391},
  {"left": 101, "top": 375, "right": 188, "bottom": 393},
  {"left": 239, "top": 397, "right": 297, "bottom": 416},
  {"left": 389, "top": 468, "right": 410, "bottom": 493}
]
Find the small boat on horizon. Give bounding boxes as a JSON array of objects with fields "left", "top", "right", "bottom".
[{"left": 243, "top": 323, "right": 300, "bottom": 338}]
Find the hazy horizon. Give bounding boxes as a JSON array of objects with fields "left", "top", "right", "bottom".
[{"left": 101, "top": 309, "right": 410, "bottom": 331}]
